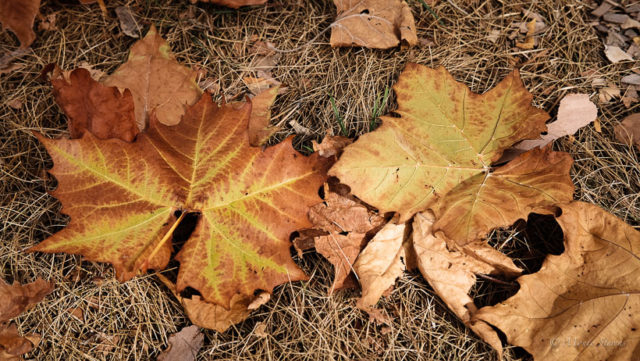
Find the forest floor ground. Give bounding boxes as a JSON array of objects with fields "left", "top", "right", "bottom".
[{"left": 2, "top": 0, "right": 639, "bottom": 360}]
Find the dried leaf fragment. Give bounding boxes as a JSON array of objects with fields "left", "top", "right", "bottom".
[
  {"left": 515, "top": 94, "right": 598, "bottom": 151},
  {"left": 115, "top": 6, "right": 140, "bottom": 38},
  {"left": 0, "top": 278, "right": 53, "bottom": 323},
  {"left": 308, "top": 187, "right": 385, "bottom": 293},
  {"left": 248, "top": 85, "right": 280, "bottom": 146},
  {"left": 312, "top": 135, "right": 353, "bottom": 158},
  {"left": 515, "top": 19, "right": 537, "bottom": 49},
  {"left": 0, "top": 323, "right": 37, "bottom": 360},
  {"left": 330, "top": 0, "right": 417, "bottom": 49},
  {"left": 604, "top": 44, "right": 634, "bottom": 63},
  {"left": 157, "top": 326, "right": 203, "bottom": 361},
  {"left": 476, "top": 202, "right": 640, "bottom": 361},
  {"left": 614, "top": 113, "right": 640, "bottom": 150},
  {"left": 0, "top": 0, "right": 40, "bottom": 48},
  {"left": 315, "top": 233, "right": 368, "bottom": 293},
  {"left": 51, "top": 68, "right": 139, "bottom": 142}
]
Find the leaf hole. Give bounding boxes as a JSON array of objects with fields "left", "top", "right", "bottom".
[
  {"left": 360, "top": 9, "right": 370, "bottom": 15},
  {"left": 179, "top": 286, "right": 201, "bottom": 299},
  {"left": 318, "top": 185, "right": 325, "bottom": 199},
  {"left": 171, "top": 212, "right": 200, "bottom": 254}
]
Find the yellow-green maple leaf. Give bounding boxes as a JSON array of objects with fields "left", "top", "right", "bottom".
[
  {"left": 330, "top": 64, "right": 550, "bottom": 225},
  {"left": 32, "top": 94, "right": 329, "bottom": 307}
]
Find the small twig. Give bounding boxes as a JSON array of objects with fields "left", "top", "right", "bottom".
[
  {"left": 447, "top": 0, "right": 469, "bottom": 16},
  {"left": 476, "top": 273, "right": 516, "bottom": 286}
]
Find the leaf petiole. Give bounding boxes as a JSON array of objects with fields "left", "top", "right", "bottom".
[{"left": 143, "top": 211, "right": 187, "bottom": 271}]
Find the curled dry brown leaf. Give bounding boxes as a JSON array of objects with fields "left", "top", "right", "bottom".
[
  {"left": 307, "top": 185, "right": 385, "bottom": 293},
  {"left": 353, "top": 222, "right": 407, "bottom": 322},
  {"left": 476, "top": 202, "right": 640, "bottom": 361},
  {"left": 0, "top": 0, "right": 40, "bottom": 48},
  {"left": 330, "top": 0, "right": 417, "bottom": 49},
  {"left": 103, "top": 26, "right": 201, "bottom": 130},
  {"left": 413, "top": 211, "right": 516, "bottom": 357}
]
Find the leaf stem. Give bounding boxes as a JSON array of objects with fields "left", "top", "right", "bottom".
[{"left": 146, "top": 211, "right": 187, "bottom": 268}]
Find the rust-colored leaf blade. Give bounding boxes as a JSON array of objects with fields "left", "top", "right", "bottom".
[
  {"left": 476, "top": 202, "right": 640, "bottom": 361},
  {"left": 0, "top": 0, "right": 40, "bottom": 48},
  {"left": 0, "top": 278, "right": 53, "bottom": 323},
  {"left": 433, "top": 147, "right": 574, "bottom": 244},
  {"left": 30, "top": 132, "right": 180, "bottom": 280},
  {"left": 104, "top": 25, "right": 201, "bottom": 130},
  {"left": 51, "top": 68, "right": 139, "bottom": 142},
  {"left": 330, "top": 64, "right": 549, "bottom": 222}
]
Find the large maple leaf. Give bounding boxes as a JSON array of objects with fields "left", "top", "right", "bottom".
[
  {"left": 330, "top": 64, "right": 555, "bottom": 235},
  {"left": 476, "top": 201, "right": 640, "bottom": 361},
  {"left": 32, "top": 94, "right": 329, "bottom": 307}
]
